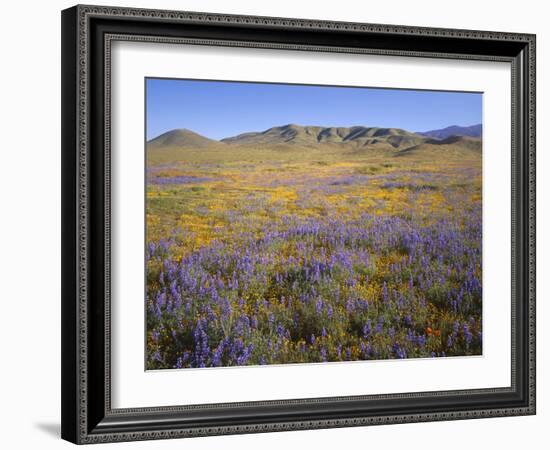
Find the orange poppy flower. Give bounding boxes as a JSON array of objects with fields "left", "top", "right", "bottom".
[{"left": 426, "top": 327, "right": 433, "bottom": 336}]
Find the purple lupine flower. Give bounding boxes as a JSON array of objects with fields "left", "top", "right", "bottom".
[
  {"left": 151, "top": 329, "right": 160, "bottom": 343},
  {"left": 237, "top": 343, "right": 254, "bottom": 366},
  {"left": 375, "top": 317, "right": 384, "bottom": 334},
  {"left": 417, "top": 334, "right": 426, "bottom": 348},
  {"left": 389, "top": 327, "right": 396, "bottom": 340},
  {"left": 463, "top": 324, "right": 473, "bottom": 347},
  {"left": 447, "top": 334, "right": 454, "bottom": 348},
  {"left": 316, "top": 297, "right": 324, "bottom": 315},
  {"left": 393, "top": 343, "right": 407, "bottom": 359},
  {"left": 362, "top": 320, "right": 372, "bottom": 337},
  {"left": 453, "top": 321, "right": 460, "bottom": 334},
  {"left": 382, "top": 282, "right": 388, "bottom": 303}
]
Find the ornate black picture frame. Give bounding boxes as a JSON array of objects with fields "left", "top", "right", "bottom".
[{"left": 61, "top": 4, "right": 536, "bottom": 444}]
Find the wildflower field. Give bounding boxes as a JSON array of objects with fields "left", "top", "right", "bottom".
[{"left": 145, "top": 130, "right": 482, "bottom": 369}]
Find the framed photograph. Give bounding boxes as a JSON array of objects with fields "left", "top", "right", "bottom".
[{"left": 61, "top": 5, "right": 536, "bottom": 444}]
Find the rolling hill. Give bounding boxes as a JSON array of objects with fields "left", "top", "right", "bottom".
[
  {"left": 220, "top": 124, "right": 425, "bottom": 150},
  {"left": 147, "top": 128, "right": 221, "bottom": 150},
  {"left": 147, "top": 124, "right": 482, "bottom": 162},
  {"left": 395, "top": 135, "right": 481, "bottom": 159}
]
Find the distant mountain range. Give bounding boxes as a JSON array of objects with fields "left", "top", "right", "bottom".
[
  {"left": 418, "top": 124, "right": 482, "bottom": 140},
  {"left": 147, "top": 123, "right": 482, "bottom": 156}
]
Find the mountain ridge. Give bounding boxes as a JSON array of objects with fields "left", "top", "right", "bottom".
[
  {"left": 219, "top": 124, "right": 426, "bottom": 149},
  {"left": 147, "top": 124, "right": 482, "bottom": 155},
  {"left": 418, "top": 124, "right": 482, "bottom": 140}
]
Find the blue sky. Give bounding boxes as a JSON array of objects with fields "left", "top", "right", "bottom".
[{"left": 146, "top": 78, "right": 482, "bottom": 141}]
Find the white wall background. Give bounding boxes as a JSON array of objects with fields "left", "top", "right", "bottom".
[{"left": 0, "top": 0, "right": 546, "bottom": 448}]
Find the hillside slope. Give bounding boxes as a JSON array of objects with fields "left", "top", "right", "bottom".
[
  {"left": 148, "top": 129, "right": 221, "bottom": 150},
  {"left": 395, "top": 135, "right": 482, "bottom": 159},
  {"left": 221, "top": 124, "right": 426, "bottom": 150},
  {"left": 146, "top": 125, "right": 482, "bottom": 164}
]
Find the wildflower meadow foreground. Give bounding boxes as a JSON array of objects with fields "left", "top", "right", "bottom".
[{"left": 145, "top": 124, "right": 482, "bottom": 369}]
